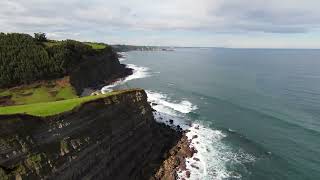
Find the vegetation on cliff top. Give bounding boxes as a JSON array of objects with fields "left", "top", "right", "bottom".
[
  {"left": 0, "top": 32, "right": 134, "bottom": 117},
  {"left": 0, "top": 32, "right": 122, "bottom": 108},
  {"left": 84, "top": 42, "right": 108, "bottom": 50},
  {"left": 0, "top": 33, "right": 111, "bottom": 88},
  {"left": 0, "top": 90, "right": 135, "bottom": 117}
]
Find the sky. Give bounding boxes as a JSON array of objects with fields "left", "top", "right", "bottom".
[{"left": 1, "top": 0, "right": 320, "bottom": 48}]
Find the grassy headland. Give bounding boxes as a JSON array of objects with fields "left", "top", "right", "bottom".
[
  {"left": 84, "top": 42, "right": 108, "bottom": 50},
  {"left": 0, "top": 33, "right": 120, "bottom": 107},
  {"left": 0, "top": 90, "right": 128, "bottom": 117},
  {"left": 0, "top": 77, "right": 77, "bottom": 106},
  {"left": 44, "top": 40, "right": 108, "bottom": 50},
  {"left": 0, "top": 32, "right": 133, "bottom": 117}
]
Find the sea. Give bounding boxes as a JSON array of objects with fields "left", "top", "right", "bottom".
[{"left": 102, "top": 48, "right": 320, "bottom": 180}]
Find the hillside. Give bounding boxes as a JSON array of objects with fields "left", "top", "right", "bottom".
[
  {"left": 0, "top": 33, "right": 132, "bottom": 106},
  {"left": 0, "top": 33, "right": 96, "bottom": 88}
]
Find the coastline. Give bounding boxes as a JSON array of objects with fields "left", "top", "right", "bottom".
[
  {"left": 80, "top": 64, "right": 133, "bottom": 96},
  {"left": 0, "top": 89, "right": 184, "bottom": 179},
  {"left": 152, "top": 134, "right": 196, "bottom": 180},
  {"left": 102, "top": 51, "right": 247, "bottom": 179},
  {"left": 97, "top": 52, "right": 200, "bottom": 179}
]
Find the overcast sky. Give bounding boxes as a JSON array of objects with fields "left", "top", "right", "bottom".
[{"left": 1, "top": 0, "right": 320, "bottom": 48}]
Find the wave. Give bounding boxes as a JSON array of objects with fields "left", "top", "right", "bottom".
[
  {"left": 99, "top": 59, "right": 256, "bottom": 179},
  {"left": 118, "top": 52, "right": 127, "bottom": 62},
  {"left": 119, "top": 57, "right": 126, "bottom": 62},
  {"left": 101, "top": 64, "right": 151, "bottom": 93},
  {"left": 147, "top": 90, "right": 255, "bottom": 180},
  {"left": 146, "top": 90, "right": 198, "bottom": 114},
  {"left": 181, "top": 124, "right": 255, "bottom": 180}
]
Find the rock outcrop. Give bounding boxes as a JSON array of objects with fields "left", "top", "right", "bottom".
[
  {"left": 152, "top": 135, "right": 195, "bottom": 180},
  {"left": 0, "top": 89, "right": 181, "bottom": 180}
]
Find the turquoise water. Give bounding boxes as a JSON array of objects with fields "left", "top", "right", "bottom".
[{"left": 107, "top": 48, "right": 320, "bottom": 179}]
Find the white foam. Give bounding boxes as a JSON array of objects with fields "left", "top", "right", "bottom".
[
  {"left": 179, "top": 123, "right": 255, "bottom": 180},
  {"left": 125, "top": 64, "right": 151, "bottom": 82},
  {"left": 99, "top": 57, "right": 255, "bottom": 179},
  {"left": 179, "top": 124, "right": 228, "bottom": 180},
  {"left": 153, "top": 111, "right": 191, "bottom": 131},
  {"left": 118, "top": 52, "right": 127, "bottom": 62},
  {"left": 119, "top": 57, "right": 126, "bottom": 62},
  {"left": 118, "top": 52, "right": 127, "bottom": 57},
  {"left": 147, "top": 90, "right": 255, "bottom": 180},
  {"left": 146, "top": 90, "right": 198, "bottom": 114},
  {"left": 101, "top": 64, "right": 151, "bottom": 93}
]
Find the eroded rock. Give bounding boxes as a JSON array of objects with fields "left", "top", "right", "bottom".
[{"left": 0, "top": 89, "right": 181, "bottom": 180}]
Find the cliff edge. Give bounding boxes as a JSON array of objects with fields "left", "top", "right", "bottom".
[
  {"left": 69, "top": 48, "right": 133, "bottom": 95},
  {"left": 0, "top": 89, "right": 181, "bottom": 180}
]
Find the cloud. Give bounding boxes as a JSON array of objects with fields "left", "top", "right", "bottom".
[{"left": 0, "top": 0, "right": 319, "bottom": 47}]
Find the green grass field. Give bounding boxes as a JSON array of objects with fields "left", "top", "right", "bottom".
[
  {"left": 84, "top": 42, "right": 107, "bottom": 50},
  {"left": 0, "top": 91, "right": 124, "bottom": 117},
  {"left": 43, "top": 41, "right": 61, "bottom": 47},
  {"left": 0, "top": 81, "right": 78, "bottom": 106},
  {"left": 43, "top": 40, "right": 107, "bottom": 50}
]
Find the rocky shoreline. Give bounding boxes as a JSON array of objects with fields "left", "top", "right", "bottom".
[
  {"left": 76, "top": 51, "right": 198, "bottom": 179},
  {"left": 152, "top": 133, "right": 197, "bottom": 180}
]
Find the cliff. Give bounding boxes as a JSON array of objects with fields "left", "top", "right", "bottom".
[
  {"left": 0, "top": 89, "right": 181, "bottom": 180},
  {"left": 69, "top": 48, "right": 133, "bottom": 95}
]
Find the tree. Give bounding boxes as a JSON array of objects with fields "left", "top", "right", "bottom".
[
  {"left": 34, "top": 32, "right": 47, "bottom": 42},
  {"left": 0, "top": 33, "right": 97, "bottom": 88}
]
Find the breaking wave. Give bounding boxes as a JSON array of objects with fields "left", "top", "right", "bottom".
[
  {"left": 118, "top": 52, "right": 127, "bottom": 62},
  {"left": 101, "top": 64, "right": 151, "bottom": 93},
  {"left": 99, "top": 58, "right": 255, "bottom": 179},
  {"left": 147, "top": 90, "right": 255, "bottom": 180}
]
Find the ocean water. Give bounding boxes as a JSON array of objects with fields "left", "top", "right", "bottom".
[{"left": 103, "top": 48, "right": 320, "bottom": 180}]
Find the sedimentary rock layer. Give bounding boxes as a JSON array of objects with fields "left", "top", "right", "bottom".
[{"left": 0, "top": 89, "right": 181, "bottom": 180}]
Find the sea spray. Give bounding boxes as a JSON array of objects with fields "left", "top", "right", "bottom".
[
  {"left": 118, "top": 52, "right": 127, "bottom": 62},
  {"left": 101, "top": 64, "right": 151, "bottom": 93},
  {"left": 147, "top": 90, "right": 198, "bottom": 114},
  {"left": 147, "top": 90, "right": 255, "bottom": 180}
]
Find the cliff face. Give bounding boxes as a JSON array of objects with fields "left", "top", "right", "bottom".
[
  {"left": 69, "top": 48, "right": 133, "bottom": 95},
  {"left": 0, "top": 89, "right": 181, "bottom": 180}
]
